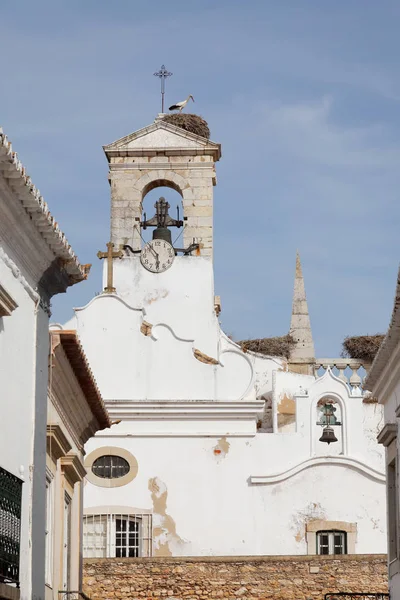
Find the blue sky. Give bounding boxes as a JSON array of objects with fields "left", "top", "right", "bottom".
[{"left": 1, "top": 1, "right": 400, "bottom": 356}]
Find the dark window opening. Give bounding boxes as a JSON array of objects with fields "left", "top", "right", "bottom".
[
  {"left": 92, "top": 455, "right": 130, "bottom": 479},
  {"left": 0, "top": 466, "right": 23, "bottom": 586},
  {"left": 317, "top": 530, "right": 347, "bottom": 555},
  {"left": 115, "top": 518, "right": 140, "bottom": 558}
]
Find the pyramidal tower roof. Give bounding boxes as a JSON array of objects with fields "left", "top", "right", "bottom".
[{"left": 289, "top": 252, "right": 315, "bottom": 361}]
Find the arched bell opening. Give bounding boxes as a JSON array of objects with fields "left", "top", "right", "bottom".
[
  {"left": 141, "top": 182, "right": 184, "bottom": 246},
  {"left": 315, "top": 396, "right": 344, "bottom": 456}
]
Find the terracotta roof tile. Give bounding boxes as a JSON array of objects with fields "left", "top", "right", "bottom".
[{"left": 51, "top": 330, "right": 110, "bottom": 431}]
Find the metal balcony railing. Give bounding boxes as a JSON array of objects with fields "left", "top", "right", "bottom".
[
  {"left": 325, "top": 594, "right": 389, "bottom": 600},
  {"left": 0, "top": 466, "right": 23, "bottom": 587},
  {"left": 58, "top": 592, "right": 92, "bottom": 600}
]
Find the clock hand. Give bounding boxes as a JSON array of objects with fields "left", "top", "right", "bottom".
[
  {"left": 147, "top": 244, "right": 160, "bottom": 266},
  {"left": 148, "top": 245, "right": 158, "bottom": 259}
]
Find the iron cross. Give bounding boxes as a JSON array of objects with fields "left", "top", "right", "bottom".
[
  {"left": 154, "top": 64, "right": 172, "bottom": 113},
  {"left": 97, "top": 242, "right": 123, "bottom": 293}
]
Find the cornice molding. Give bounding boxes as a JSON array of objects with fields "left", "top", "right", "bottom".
[
  {"left": 50, "top": 357, "right": 98, "bottom": 453},
  {"left": 0, "top": 127, "right": 87, "bottom": 286},
  {"left": 60, "top": 453, "right": 87, "bottom": 485},
  {"left": 365, "top": 267, "right": 400, "bottom": 393},
  {"left": 0, "top": 284, "right": 18, "bottom": 317},
  {"left": 47, "top": 424, "right": 72, "bottom": 461},
  {"left": 0, "top": 246, "right": 52, "bottom": 314},
  {"left": 250, "top": 456, "right": 385, "bottom": 485},
  {"left": 104, "top": 400, "right": 264, "bottom": 421},
  {"left": 104, "top": 120, "right": 221, "bottom": 161},
  {"left": 109, "top": 162, "right": 215, "bottom": 171},
  {"left": 377, "top": 423, "right": 397, "bottom": 447},
  {"left": 51, "top": 330, "right": 110, "bottom": 432},
  {"left": 368, "top": 340, "right": 400, "bottom": 402},
  {"left": 0, "top": 246, "right": 40, "bottom": 304}
]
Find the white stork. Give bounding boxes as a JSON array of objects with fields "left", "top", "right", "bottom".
[{"left": 168, "top": 95, "right": 195, "bottom": 112}]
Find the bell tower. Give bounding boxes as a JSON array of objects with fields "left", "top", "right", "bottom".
[{"left": 103, "top": 115, "right": 221, "bottom": 259}]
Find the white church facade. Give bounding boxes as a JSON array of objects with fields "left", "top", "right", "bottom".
[{"left": 58, "top": 114, "right": 387, "bottom": 559}]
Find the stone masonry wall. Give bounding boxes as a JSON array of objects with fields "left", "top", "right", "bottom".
[
  {"left": 83, "top": 554, "right": 388, "bottom": 600},
  {"left": 109, "top": 154, "right": 216, "bottom": 257}
]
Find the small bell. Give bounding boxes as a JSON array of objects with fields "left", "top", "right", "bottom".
[{"left": 319, "top": 425, "right": 338, "bottom": 445}]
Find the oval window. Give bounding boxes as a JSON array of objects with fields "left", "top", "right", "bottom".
[{"left": 92, "top": 455, "right": 130, "bottom": 479}]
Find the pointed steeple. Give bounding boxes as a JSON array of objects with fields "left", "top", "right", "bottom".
[{"left": 289, "top": 251, "right": 315, "bottom": 363}]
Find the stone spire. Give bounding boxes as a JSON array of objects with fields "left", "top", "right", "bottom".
[{"left": 289, "top": 252, "right": 315, "bottom": 371}]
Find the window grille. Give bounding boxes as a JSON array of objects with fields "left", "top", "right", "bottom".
[
  {"left": 325, "top": 594, "right": 389, "bottom": 600},
  {"left": 91, "top": 455, "right": 130, "bottom": 479},
  {"left": 115, "top": 518, "right": 140, "bottom": 557},
  {"left": 83, "top": 512, "right": 152, "bottom": 558},
  {"left": 63, "top": 494, "right": 72, "bottom": 591},
  {"left": 388, "top": 457, "right": 398, "bottom": 561},
  {"left": 0, "top": 466, "right": 23, "bottom": 586},
  {"left": 317, "top": 530, "right": 347, "bottom": 555},
  {"left": 58, "top": 592, "right": 92, "bottom": 600},
  {"left": 45, "top": 475, "right": 54, "bottom": 586}
]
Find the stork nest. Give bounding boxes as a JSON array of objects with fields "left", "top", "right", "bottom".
[
  {"left": 341, "top": 334, "right": 385, "bottom": 363},
  {"left": 162, "top": 113, "right": 210, "bottom": 139},
  {"left": 239, "top": 334, "right": 296, "bottom": 358}
]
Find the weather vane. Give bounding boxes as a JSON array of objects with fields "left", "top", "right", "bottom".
[{"left": 154, "top": 64, "right": 172, "bottom": 113}]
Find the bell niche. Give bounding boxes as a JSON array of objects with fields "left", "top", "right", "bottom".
[
  {"left": 316, "top": 398, "right": 344, "bottom": 455},
  {"left": 103, "top": 115, "right": 221, "bottom": 259}
]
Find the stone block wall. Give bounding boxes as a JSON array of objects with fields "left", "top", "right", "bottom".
[
  {"left": 108, "top": 155, "right": 216, "bottom": 257},
  {"left": 83, "top": 554, "right": 388, "bottom": 600}
]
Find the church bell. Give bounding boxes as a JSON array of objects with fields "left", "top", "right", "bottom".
[
  {"left": 153, "top": 227, "right": 173, "bottom": 245},
  {"left": 319, "top": 425, "right": 338, "bottom": 445}
]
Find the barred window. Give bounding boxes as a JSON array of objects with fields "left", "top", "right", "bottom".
[
  {"left": 0, "top": 466, "right": 23, "bottom": 586},
  {"left": 115, "top": 518, "right": 140, "bottom": 558},
  {"left": 83, "top": 512, "right": 152, "bottom": 558},
  {"left": 45, "top": 475, "right": 54, "bottom": 586},
  {"left": 388, "top": 457, "right": 398, "bottom": 562},
  {"left": 92, "top": 455, "right": 130, "bottom": 479},
  {"left": 317, "top": 530, "right": 347, "bottom": 555}
]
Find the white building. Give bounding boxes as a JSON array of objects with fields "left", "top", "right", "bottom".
[
  {"left": 365, "top": 267, "right": 400, "bottom": 599},
  {"left": 0, "top": 127, "right": 88, "bottom": 600},
  {"left": 62, "top": 115, "right": 387, "bottom": 559},
  {"left": 46, "top": 329, "right": 110, "bottom": 599}
]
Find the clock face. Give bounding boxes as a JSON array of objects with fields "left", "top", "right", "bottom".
[{"left": 140, "top": 239, "right": 175, "bottom": 273}]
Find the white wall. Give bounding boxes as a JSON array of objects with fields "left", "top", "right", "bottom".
[
  {"left": 67, "top": 255, "right": 387, "bottom": 558},
  {"left": 374, "top": 365, "right": 400, "bottom": 598},
  {"left": 0, "top": 251, "right": 47, "bottom": 599},
  {"left": 66, "top": 257, "right": 280, "bottom": 403},
  {"left": 84, "top": 425, "right": 386, "bottom": 557}
]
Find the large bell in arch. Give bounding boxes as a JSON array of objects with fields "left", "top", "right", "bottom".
[
  {"left": 153, "top": 226, "right": 172, "bottom": 245},
  {"left": 141, "top": 196, "right": 183, "bottom": 247},
  {"left": 319, "top": 425, "right": 338, "bottom": 445}
]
